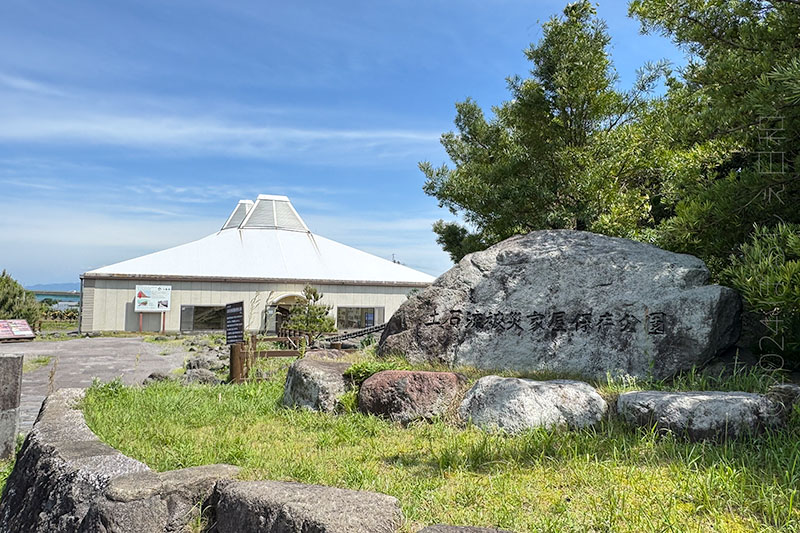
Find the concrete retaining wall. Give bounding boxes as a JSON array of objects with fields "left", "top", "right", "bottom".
[{"left": 0, "top": 354, "right": 23, "bottom": 460}]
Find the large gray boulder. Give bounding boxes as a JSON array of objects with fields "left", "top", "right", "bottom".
[
  {"left": 617, "top": 390, "right": 783, "bottom": 441},
  {"left": 283, "top": 358, "right": 353, "bottom": 413},
  {"left": 379, "top": 230, "right": 741, "bottom": 380},
  {"left": 459, "top": 376, "right": 607, "bottom": 433},
  {"left": 358, "top": 370, "right": 466, "bottom": 423},
  {"left": 210, "top": 480, "right": 403, "bottom": 532}
]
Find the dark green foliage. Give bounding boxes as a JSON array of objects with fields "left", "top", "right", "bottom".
[
  {"left": 284, "top": 285, "right": 335, "bottom": 334},
  {"left": 430, "top": 221, "right": 487, "bottom": 263},
  {"left": 629, "top": 0, "right": 800, "bottom": 273},
  {"left": 722, "top": 223, "right": 800, "bottom": 362},
  {"left": 0, "top": 270, "right": 41, "bottom": 328},
  {"left": 421, "top": 0, "right": 662, "bottom": 261}
]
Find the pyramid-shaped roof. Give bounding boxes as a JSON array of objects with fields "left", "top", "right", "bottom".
[{"left": 84, "top": 195, "right": 435, "bottom": 286}]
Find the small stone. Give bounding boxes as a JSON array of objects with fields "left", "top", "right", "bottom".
[
  {"left": 182, "top": 368, "right": 221, "bottom": 385},
  {"left": 459, "top": 376, "right": 607, "bottom": 433},
  {"left": 142, "top": 371, "right": 172, "bottom": 385}
]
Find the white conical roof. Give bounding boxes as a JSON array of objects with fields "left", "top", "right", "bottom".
[{"left": 85, "top": 195, "right": 435, "bottom": 285}]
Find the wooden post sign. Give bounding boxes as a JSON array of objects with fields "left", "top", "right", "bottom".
[
  {"left": 226, "top": 301, "right": 245, "bottom": 383},
  {"left": 225, "top": 301, "right": 245, "bottom": 345}
]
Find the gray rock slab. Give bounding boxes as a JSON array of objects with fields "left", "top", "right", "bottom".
[
  {"left": 0, "top": 408, "right": 19, "bottom": 460},
  {"left": 617, "top": 390, "right": 783, "bottom": 441},
  {"left": 420, "top": 526, "right": 514, "bottom": 533},
  {"left": 211, "top": 479, "right": 403, "bottom": 533},
  {"left": 379, "top": 230, "right": 741, "bottom": 380},
  {"left": 0, "top": 354, "right": 22, "bottom": 460},
  {"left": 459, "top": 376, "right": 607, "bottom": 434},
  {"left": 182, "top": 368, "right": 222, "bottom": 385},
  {"left": 358, "top": 370, "right": 467, "bottom": 424},
  {"left": 81, "top": 464, "right": 240, "bottom": 533},
  {"left": 0, "top": 337, "right": 187, "bottom": 431},
  {"left": 0, "top": 388, "right": 150, "bottom": 533},
  {"left": 283, "top": 358, "right": 353, "bottom": 413},
  {"left": 0, "top": 354, "right": 23, "bottom": 411}
]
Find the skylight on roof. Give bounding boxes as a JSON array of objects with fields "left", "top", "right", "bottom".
[{"left": 238, "top": 196, "right": 309, "bottom": 232}]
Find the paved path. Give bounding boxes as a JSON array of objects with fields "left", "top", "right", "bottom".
[{"left": 0, "top": 337, "right": 187, "bottom": 431}]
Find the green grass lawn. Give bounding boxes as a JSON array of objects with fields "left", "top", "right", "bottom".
[{"left": 79, "top": 357, "right": 800, "bottom": 533}]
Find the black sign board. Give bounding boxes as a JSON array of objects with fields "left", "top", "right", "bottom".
[{"left": 225, "top": 301, "right": 245, "bottom": 345}]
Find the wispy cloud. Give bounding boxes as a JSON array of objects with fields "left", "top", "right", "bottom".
[
  {"left": 0, "top": 73, "right": 65, "bottom": 96},
  {"left": 0, "top": 112, "right": 440, "bottom": 162}
]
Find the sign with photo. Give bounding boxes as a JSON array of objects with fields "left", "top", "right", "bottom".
[
  {"left": 0, "top": 319, "right": 35, "bottom": 341},
  {"left": 134, "top": 285, "right": 172, "bottom": 312}
]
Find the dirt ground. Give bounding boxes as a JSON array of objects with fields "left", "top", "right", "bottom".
[{"left": 0, "top": 337, "right": 190, "bottom": 431}]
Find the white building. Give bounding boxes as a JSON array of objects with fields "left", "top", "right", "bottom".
[{"left": 80, "top": 195, "right": 435, "bottom": 333}]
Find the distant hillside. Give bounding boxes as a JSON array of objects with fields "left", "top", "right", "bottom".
[{"left": 26, "top": 282, "right": 81, "bottom": 292}]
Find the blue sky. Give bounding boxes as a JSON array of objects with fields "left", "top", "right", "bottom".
[{"left": 0, "top": 0, "right": 684, "bottom": 286}]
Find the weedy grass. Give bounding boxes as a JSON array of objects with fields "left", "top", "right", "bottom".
[
  {"left": 22, "top": 355, "right": 52, "bottom": 373},
  {"left": 81, "top": 358, "right": 800, "bottom": 533},
  {"left": 0, "top": 459, "right": 13, "bottom": 495},
  {"left": 39, "top": 319, "right": 78, "bottom": 332}
]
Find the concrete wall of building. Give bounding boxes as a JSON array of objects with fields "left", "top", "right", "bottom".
[{"left": 80, "top": 278, "right": 417, "bottom": 333}]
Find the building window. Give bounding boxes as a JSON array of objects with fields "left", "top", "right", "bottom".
[
  {"left": 337, "top": 307, "right": 384, "bottom": 329},
  {"left": 180, "top": 305, "right": 225, "bottom": 331}
]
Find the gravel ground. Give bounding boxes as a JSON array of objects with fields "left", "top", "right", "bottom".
[{"left": 0, "top": 337, "right": 190, "bottom": 431}]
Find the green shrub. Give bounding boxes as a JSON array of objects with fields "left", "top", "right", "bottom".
[
  {"left": 0, "top": 271, "right": 41, "bottom": 328},
  {"left": 343, "top": 359, "right": 411, "bottom": 387},
  {"left": 284, "top": 285, "right": 335, "bottom": 334},
  {"left": 358, "top": 334, "right": 376, "bottom": 349},
  {"left": 722, "top": 223, "right": 800, "bottom": 364}
]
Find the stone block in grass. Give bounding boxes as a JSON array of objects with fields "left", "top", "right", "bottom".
[
  {"left": 358, "top": 370, "right": 466, "bottom": 424},
  {"left": 459, "top": 376, "right": 607, "bottom": 433},
  {"left": 211, "top": 479, "right": 403, "bottom": 533},
  {"left": 282, "top": 358, "right": 352, "bottom": 413},
  {"left": 617, "top": 390, "right": 783, "bottom": 441}
]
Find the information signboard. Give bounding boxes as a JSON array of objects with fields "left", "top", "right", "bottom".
[
  {"left": 0, "top": 320, "right": 35, "bottom": 341},
  {"left": 134, "top": 285, "right": 172, "bottom": 312},
  {"left": 226, "top": 301, "right": 245, "bottom": 345}
]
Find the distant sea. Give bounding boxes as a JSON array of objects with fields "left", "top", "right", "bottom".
[{"left": 27, "top": 283, "right": 81, "bottom": 302}]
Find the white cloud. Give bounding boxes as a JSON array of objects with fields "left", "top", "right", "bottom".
[
  {"left": 0, "top": 73, "right": 65, "bottom": 96},
  {"left": 0, "top": 105, "right": 441, "bottom": 163}
]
